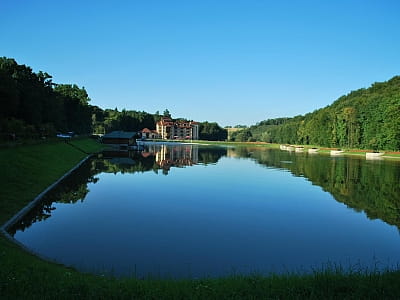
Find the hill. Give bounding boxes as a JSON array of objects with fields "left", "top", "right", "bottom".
[{"left": 230, "top": 76, "right": 400, "bottom": 151}]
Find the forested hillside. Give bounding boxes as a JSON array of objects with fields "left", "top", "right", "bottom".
[
  {"left": 0, "top": 57, "right": 158, "bottom": 139},
  {"left": 0, "top": 57, "right": 226, "bottom": 141},
  {"left": 231, "top": 76, "right": 400, "bottom": 150}
]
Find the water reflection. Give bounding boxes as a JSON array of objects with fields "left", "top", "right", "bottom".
[
  {"left": 101, "top": 143, "right": 226, "bottom": 175},
  {"left": 7, "top": 144, "right": 400, "bottom": 278},
  {"left": 229, "top": 147, "right": 400, "bottom": 230},
  {"left": 9, "top": 143, "right": 227, "bottom": 234},
  {"left": 10, "top": 145, "right": 400, "bottom": 235},
  {"left": 8, "top": 158, "right": 98, "bottom": 235}
]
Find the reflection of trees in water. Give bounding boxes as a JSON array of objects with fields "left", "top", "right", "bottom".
[
  {"left": 88, "top": 146, "right": 227, "bottom": 178},
  {"left": 10, "top": 147, "right": 400, "bottom": 234},
  {"left": 10, "top": 146, "right": 228, "bottom": 233},
  {"left": 9, "top": 158, "right": 98, "bottom": 235},
  {"left": 198, "top": 147, "right": 227, "bottom": 165},
  {"left": 17, "top": 146, "right": 399, "bottom": 234},
  {"left": 98, "top": 152, "right": 160, "bottom": 175},
  {"left": 237, "top": 147, "right": 400, "bottom": 230}
]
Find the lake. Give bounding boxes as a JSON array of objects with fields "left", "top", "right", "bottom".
[{"left": 9, "top": 143, "right": 400, "bottom": 278}]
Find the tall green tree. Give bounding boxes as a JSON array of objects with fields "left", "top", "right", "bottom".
[
  {"left": 163, "top": 109, "right": 171, "bottom": 118},
  {"left": 199, "top": 122, "right": 228, "bottom": 141},
  {"left": 54, "top": 84, "right": 92, "bottom": 134}
]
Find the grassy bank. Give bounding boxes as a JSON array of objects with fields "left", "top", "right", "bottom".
[
  {"left": 1, "top": 138, "right": 400, "bottom": 299},
  {"left": 0, "top": 138, "right": 103, "bottom": 224}
]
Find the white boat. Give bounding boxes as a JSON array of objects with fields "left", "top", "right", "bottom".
[
  {"left": 330, "top": 150, "right": 344, "bottom": 156},
  {"left": 366, "top": 152, "right": 385, "bottom": 160}
]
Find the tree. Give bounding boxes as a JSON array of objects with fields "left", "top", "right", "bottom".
[
  {"left": 54, "top": 84, "right": 92, "bottom": 134},
  {"left": 54, "top": 84, "right": 90, "bottom": 105},
  {"left": 163, "top": 109, "right": 171, "bottom": 118},
  {"left": 199, "top": 122, "right": 228, "bottom": 141},
  {"left": 234, "top": 129, "right": 252, "bottom": 142}
]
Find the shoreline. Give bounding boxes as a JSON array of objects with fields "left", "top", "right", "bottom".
[{"left": 178, "top": 140, "right": 400, "bottom": 159}]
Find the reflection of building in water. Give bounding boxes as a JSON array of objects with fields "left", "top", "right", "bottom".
[
  {"left": 156, "top": 117, "right": 199, "bottom": 140},
  {"left": 155, "top": 144, "right": 198, "bottom": 169},
  {"left": 141, "top": 143, "right": 161, "bottom": 158},
  {"left": 227, "top": 147, "right": 240, "bottom": 158},
  {"left": 102, "top": 144, "right": 200, "bottom": 173},
  {"left": 102, "top": 150, "right": 137, "bottom": 165}
]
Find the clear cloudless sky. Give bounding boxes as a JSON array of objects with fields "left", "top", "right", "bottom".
[{"left": 1, "top": 0, "right": 400, "bottom": 126}]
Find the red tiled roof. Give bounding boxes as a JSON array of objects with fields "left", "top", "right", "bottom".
[{"left": 157, "top": 118, "right": 199, "bottom": 127}]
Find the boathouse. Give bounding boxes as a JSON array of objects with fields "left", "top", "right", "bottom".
[{"left": 101, "top": 131, "right": 138, "bottom": 148}]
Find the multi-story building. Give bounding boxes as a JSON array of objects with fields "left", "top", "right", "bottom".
[{"left": 156, "top": 117, "right": 199, "bottom": 140}]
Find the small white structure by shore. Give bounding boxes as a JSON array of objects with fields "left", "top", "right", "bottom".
[
  {"left": 330, "top": 150, "right": 344, "bottom": 156},
  {"left": 366, "top": 152, "right": 385, "bottom": 160},
  {"left": 280, "top": 145, "right": 295, "bottom": 151},
  {"left": 308, "top": 148, "right": 319, "bottom": 154},
  {"left": 286, "top": 146, "right": 295, "bottom": 151}
]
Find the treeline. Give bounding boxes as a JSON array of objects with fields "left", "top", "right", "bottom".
[
  {"left": 92, "top": 108, "right": 158, "bottom": 134},
  {"left": 230, "top": 76, "right": 400, "bottom": 150},
  {"left": 199, "top": 121, "right": 227, "bottom": 141},
  {"left": 0, "top": 57, "right": 226, "bottom": 141},
  {"left": 0, "top": 57, "right": 93, "bottom": 139},
  {"left": 0, "top": 57, "right": 160, "bottom": 139}
]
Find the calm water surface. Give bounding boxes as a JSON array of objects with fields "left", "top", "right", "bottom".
[{"left": 9, "top": 144, "right": 400, "bottom": 278}]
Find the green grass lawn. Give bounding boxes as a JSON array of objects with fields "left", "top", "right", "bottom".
[{"left": 1, "top": 138, "right": 400, "bottom": 299}]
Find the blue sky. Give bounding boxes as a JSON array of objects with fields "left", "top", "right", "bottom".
[{"left": 1, "top": 0, "right": 399, "bottom": 126}]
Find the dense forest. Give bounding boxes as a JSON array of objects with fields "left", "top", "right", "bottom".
[
  {"left": 0, "top": 57, "right": 226, "bottom": 141},
  {"left": 230, "top": 76, "right": 400, "bottom": 151}
]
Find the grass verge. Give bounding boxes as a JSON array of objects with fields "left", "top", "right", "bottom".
[{"left": 1, "top": 138, "right": 400, "bottom": 299}]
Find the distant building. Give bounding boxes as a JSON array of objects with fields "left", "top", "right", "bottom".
[
  {"left": 140, "top": 128, "right": 160, "bottom": 139},
  {"left": 156, "top": 117, "right": 199, "bottom": 140},
  {"left": 101, "top": 131, "right": 139, "bottom": 148}
]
